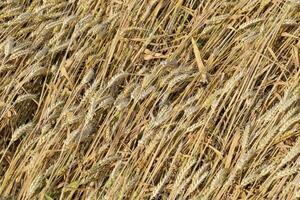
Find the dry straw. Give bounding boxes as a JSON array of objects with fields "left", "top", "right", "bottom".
[{"left": 0, "top": 0, "right": 300, "bottom": 199}]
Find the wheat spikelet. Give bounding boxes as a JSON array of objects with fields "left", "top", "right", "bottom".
[
  {"left": 185, "top": 163, "right": 210, "bottom": 198},
  {"left": 279, "top": 107, "right": 298, "bottom": 127},
  {"left": 206, "top": 14, "right": 230, "bottom": 25},
  {"left": 41, "top": 123, "right": 51, "bottom": 135},
  {"left": 184, "top": 105, "right": 199, "bottom": 116},
  {"left": 34, "top": 46, "right": 49, "bottom": 60},
  {"left": 0, "top": 6, "right": 22, "bottom": 20},
  {"left": 97, "top": 95, "right": 114, "bottom": 109},
  {"left": 79, "top": 82, "right": 99, "bottom": 107},
  {"left": 203, "top": 168, "right": 228, "bottom": 200},
  {"left": 107, "top": 72, "right": 129, "bottom": 88},
  {"left": 273, "top": 167, "right": 298, "bottom": 180},
  {"left": 241, "top": 124, "right": 250, "bottom": 151},
  {"left": 172, "top": 176, "right": 193, "bottom": 200},
  {"left": 138, "top": 133, "right": 163, "bottom": 171},
  {"left": 4, "top": 37, "right": 14, "bottom": 58},
  {"left": 241, "top": 163, "right": 275, "bottom": 187},
  {"left": 11, "top": 122, "right": 34, "bottom": 143},
  {"left": 114, "top": 94, "right": 130, "bottom": 111},
  {"left": 186, "top": 171, "right": 209, "bottom": 198},
  {"left": 186, "top": 122, "right": 202, "bottom": 133},
  {"left": 257, "top": 127, "right": 278, "bottom": 150},
  {"left": 184, "top": 90, "right": 202, "bottom": 106},
  {"left": 137, "top": 130, "right": 156, "bottom": 149},
  {"left": 88, "top": 23, "right": 108, "bottom": 37},
  {"left": 142, "top": 73, "right": 158, "bottom": 88},
  {"left": 278, "top": 143, "right": 300, "bottom": 169},
  {"left": 85, "top": 155, "right": 121, "bottom": 176},
  {"left": 140, "top": 86, "right": 156, "bottom": 101},
  {"left": 260, "top": 163, "right": 276, "bottom": 176},
  {"left": 81, "top": 68, "right": 95, "bottom": 85},
  {"left": 63, "top": 130, "right": 79, "bottom": 149},
  {"left": 28, "top": 175, "right": 45, "bottom": 197},
  {"left": 238, "top": 18, "right": 265, "bottom": 31},
  {"left": 159, "top": 73, "right": 176, "bottom": 87},
  {"left": 65, "top": 112, "right": 84, "bottom": 125},
  {"left": 50, "top": 40, "right": 70, "bottom": 53},
  {"left": 150, "top": 143, "right": 182, "bottom": 199},
  {"left": 0, "top": 63, "right": 16, "bottom": 73},
  {"left": 279, "top": 93, "right": 299, "bottom": 113},
  {"left": 9, "top": 49, "right": 31, "bottom": 60},
  {"left": 14, "top": 94, "right": 37, "bottom": 104},
  {"left": 26, "top": 66, "right": 48, "bottom": 81},
  {"left": 13, "top": 41, "right": 31, "bottom": 52},
  {"left": 44, "top": 165, "right": 55, "bottom": 177},
  {"left": 44, "top": 100, "right": 64, "bottom": 118},
  {"left": 84, "top": 97, "right": 97, "bottom": 127},
  {"left": 45, "top": 19, "right": 63, "bottom": 30},
  {"left": 32, "top": 36, "right": 46, "bottom": 50},
  {"left": 37, "top": 132, "right": 51, "bottom": 145},
  {"left": 258, "top": 104, "right": 279, "bottom": 123},
  {"left": 202, "top": 90, "right": 221, "bottom": 109},
  {"left": 14, "top": 12, "right": 32, "bottom": 23},
  {"left": 221, "top": 70, "right": 244, "bottom": 94},
  {"left": 287, "top": 0, "right": 300, "bottom": 4},
  {"left": 241, "top": 173, "right": 258, "bottom": 187},
  {"left": 104, "top": 161, "right": 123, "bottom": 188},
  {"left": 221, "top": 150, "right": 255, "bottom": 192},
  {"left": 237, "top": 149, "right": 255, "bottom": 171},
  {"left": 283, "top": 19, "right": 298, "bottom": 26},
  {"left": 131, "top": 85, "right": 142, "bottom": 100},
  {"left": 279, "top": 113, "right": 300, "bottom": 133},
  {"left": 241, "top": 31, "right": 260, "bottom": 43},
  {"left": 152, "top": 105, "right": 171, "bottom": 127},
  {"left": 168, "top": 73, "right": 191, "bottom": 89},
  {"left": 159, "top": 92, "right": 170, "bottom": 108},
  {"left": 79, "top": 124, "right": 94, "bottom": 141},
  {"left": 61, "top": 15, "right": 77, "bottom": 27},
  {"left": 170, "top": 158, "right": 196, "bottom": 198}
]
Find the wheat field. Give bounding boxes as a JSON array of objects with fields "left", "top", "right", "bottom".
[{"left": 0, "top": 0, "right": 300, "bottom": 199}]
